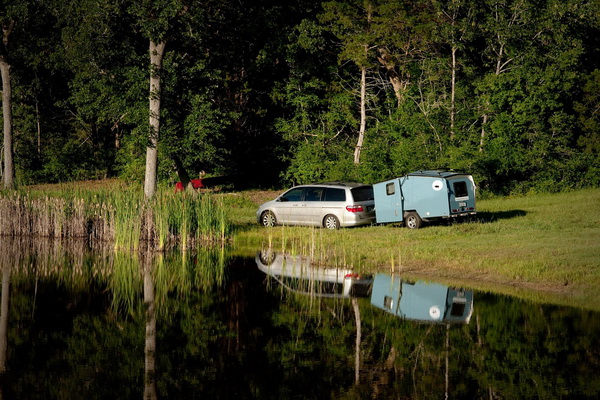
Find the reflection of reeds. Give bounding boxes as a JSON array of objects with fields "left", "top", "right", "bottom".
[
  {"left": 0, "top": 188, "right": 230, "bottom": 251},
  {"left": 0, "top": 236, "right": 229, "bottom": 317}
]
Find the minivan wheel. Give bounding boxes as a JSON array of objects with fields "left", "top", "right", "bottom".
[
  {"left": 261, "top": 211, "right": 276, "bottom": 227},
  {"left": 324, "top": 214, "right": 340, "bottom": 230},
  {"left": 404, "top": 212, "right": 422, "bottom": 229}
]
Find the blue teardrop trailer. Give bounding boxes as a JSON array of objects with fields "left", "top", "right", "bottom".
[{"left": 373, "top": 170, "right": 477, "bottom": 229}]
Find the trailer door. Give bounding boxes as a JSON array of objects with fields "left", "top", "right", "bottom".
[
  {"left": 374, "top": 179, "right": 403, "bottom": 223},
  {"left": 448, "top": 176, "right": 476, "bottom": 215}
]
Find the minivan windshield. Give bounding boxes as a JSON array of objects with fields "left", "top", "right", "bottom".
[{"left": 351, "top": 186, "right": 374, "bottom": 202}]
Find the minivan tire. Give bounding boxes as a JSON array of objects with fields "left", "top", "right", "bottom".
[
  {"left": 261, "top": 211, "right": 276, "bottom": 227},
  {"left": 324, "top": 214, "right": 340, "bottom": 230},
  {"left": 404, "top": 211, "right": 422, "bottom": 229}
]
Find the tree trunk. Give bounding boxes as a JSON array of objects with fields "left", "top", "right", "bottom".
[
  {"left": 353, "top": 65, "right": 367, "bottom": 165},
  {"left": 144, "top": 40, "right": 167, "bottom": 199},
  {"left": 480, "top": 112, "right": 488, "bottom": 152},
  {"left": 143, "top": 253, "right": 157, "bottom": 400},
  {"left": 450, "top": 46, "right": 457, "bottom": 140},
  {"left": 0, "top": 268, "right": 10, "bottom": 375},
  {"left": 0, "top": 20, "right": 15, "bottom": 190},
  {"left": 172, "top": 153, "right": 194, "bottom": 192},
  {"left": 377, "top": 48, "right": 406, "bottom": 108},
  {"left": 36, "top": 99, "right": 41, "bottom": 155}
]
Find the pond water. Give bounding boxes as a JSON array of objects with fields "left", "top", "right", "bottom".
[{"left": 0, "top": 238, "right": 598, "bottom": 399}]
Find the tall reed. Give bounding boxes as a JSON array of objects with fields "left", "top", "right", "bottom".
[{"left": 0, "top": 186, "right": 231, "bottom": 251}]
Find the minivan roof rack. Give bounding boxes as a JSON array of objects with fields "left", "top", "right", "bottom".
[{"left": 316, "top": 181, "right": 365, "bottom": 187}]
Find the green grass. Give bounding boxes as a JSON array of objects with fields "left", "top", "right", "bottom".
[{"left": 227, "top": 188, "right": 600, "bottom": 310}]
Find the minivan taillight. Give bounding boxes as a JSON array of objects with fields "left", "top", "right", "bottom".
[{"left": 346, "top": 205, "right": 364, "bottom": 213}]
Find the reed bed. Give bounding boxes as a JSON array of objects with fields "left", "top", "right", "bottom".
[{"left": 0, "top": 187, "right": 231, "bottom": 251}]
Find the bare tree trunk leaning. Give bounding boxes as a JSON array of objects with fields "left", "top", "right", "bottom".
[
  {"left": 144, "top": 40, "right": 167, "bottom": 199},
  {"left": 354, "top": 65, "right": 367, "bottom": 165},
  {"left": 450, "top": 46, "right": 457, "bottom": 140},
  {"left": 480, "top": 112, "right": 488, "bottom": 152}
]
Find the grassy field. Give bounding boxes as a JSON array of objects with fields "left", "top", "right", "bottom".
[{"left": 226, "top": 188, "right": 600, "bottom": 310}]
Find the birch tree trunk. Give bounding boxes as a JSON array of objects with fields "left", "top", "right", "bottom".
[
  {"left": 143, "top": 254, "right": 157, "bottom": 400},
  {"left": 450, "top": 46, "right": 457, "bottom": 140},
  {"left": 1, "top": 21, "right": 15, "bottom": 190},
  {"left": 353, "top": 65, "right": 367, "bottom": 165},
  {"left": 144, "top": 40, "right": 167, "bottom": 199}
]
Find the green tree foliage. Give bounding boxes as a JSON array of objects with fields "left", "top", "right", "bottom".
[{"left": 1, "top": 0, "right": 598, "bottom": 193}]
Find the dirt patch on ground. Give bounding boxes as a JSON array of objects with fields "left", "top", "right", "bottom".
[
  {"left": 25, "top": 178, "right": 127, "bottom": 191},
  {"left": 240, "top": 190, "right": 281, "bottom": 206}
]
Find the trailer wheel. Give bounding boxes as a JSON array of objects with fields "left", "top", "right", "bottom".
[{"left": 404, "top": 212, "right": 422, "bottom": 229}]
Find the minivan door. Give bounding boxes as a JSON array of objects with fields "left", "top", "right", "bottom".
[
  {"left": 302, "top": 186, "right": 326, "bottom": 226},
  {"left": 278, "top": 187, "right": 305, "bottom": 225}
]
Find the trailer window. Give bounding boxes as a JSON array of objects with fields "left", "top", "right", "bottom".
[
  {"left": 386, "top": 183, "right": 395, "bottom": 195},
  {"left": 453, "top": 181, "right": 468, "bottom": 198},
  {"left": 383, "top": 296, "right": 393, "bottom": 310}
]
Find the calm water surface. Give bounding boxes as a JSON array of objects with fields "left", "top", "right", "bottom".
[{"left": 0, "top": 239, "right": 598, "bottom": 399}]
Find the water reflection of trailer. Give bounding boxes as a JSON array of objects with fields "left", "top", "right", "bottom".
[
  {"left": 255, "top": 250, "right": 372, "bottom": 298},
  {"left": 370, "top": 273, "right": 473, "bottom": 323}
]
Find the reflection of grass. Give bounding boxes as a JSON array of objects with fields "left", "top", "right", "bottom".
[
  {"left": 233, "top": 188, "right": 600, "bottom": 310},
  {"left": 1, "top": 236, "right": 228, "bottom": 317}
]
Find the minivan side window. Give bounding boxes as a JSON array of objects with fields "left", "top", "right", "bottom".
[
  {"left": 351, "top": 186, "right": 374, "bottom": 201},
  {"left": 281, "top": 187, "right": 304, "bottom": 202},
  {"left": 304, "top": 187, "right": 324, "bottom": 201},
  {"left": 324, "top": 188, "right": 346, "bottom": 202}
]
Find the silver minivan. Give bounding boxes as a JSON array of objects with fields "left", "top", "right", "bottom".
[{"left": 256, "top": 182, "right": 375, "bottom": 229}]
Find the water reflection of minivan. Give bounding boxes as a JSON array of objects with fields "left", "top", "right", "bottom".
[
  {"left": 256, "top": 183, "right": 375, "bottom": 229},
  {"left": 255, "top": 250, "right": 372, "bottom": 298}
]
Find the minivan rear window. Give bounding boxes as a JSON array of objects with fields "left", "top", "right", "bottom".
[
  {"left": 324, "top": 188, "right": 346, "bottom": 202},
  {"left": 351, "top": 186, "right": 374, "bottom": 202}
]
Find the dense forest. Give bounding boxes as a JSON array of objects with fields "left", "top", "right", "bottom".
[{"left": 1, "top": 0, "right": 599, "bottom": 194}]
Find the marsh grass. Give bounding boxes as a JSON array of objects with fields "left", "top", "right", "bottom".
[{"left": 0, "top": 183, "right": 231, "bottom": 250}]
